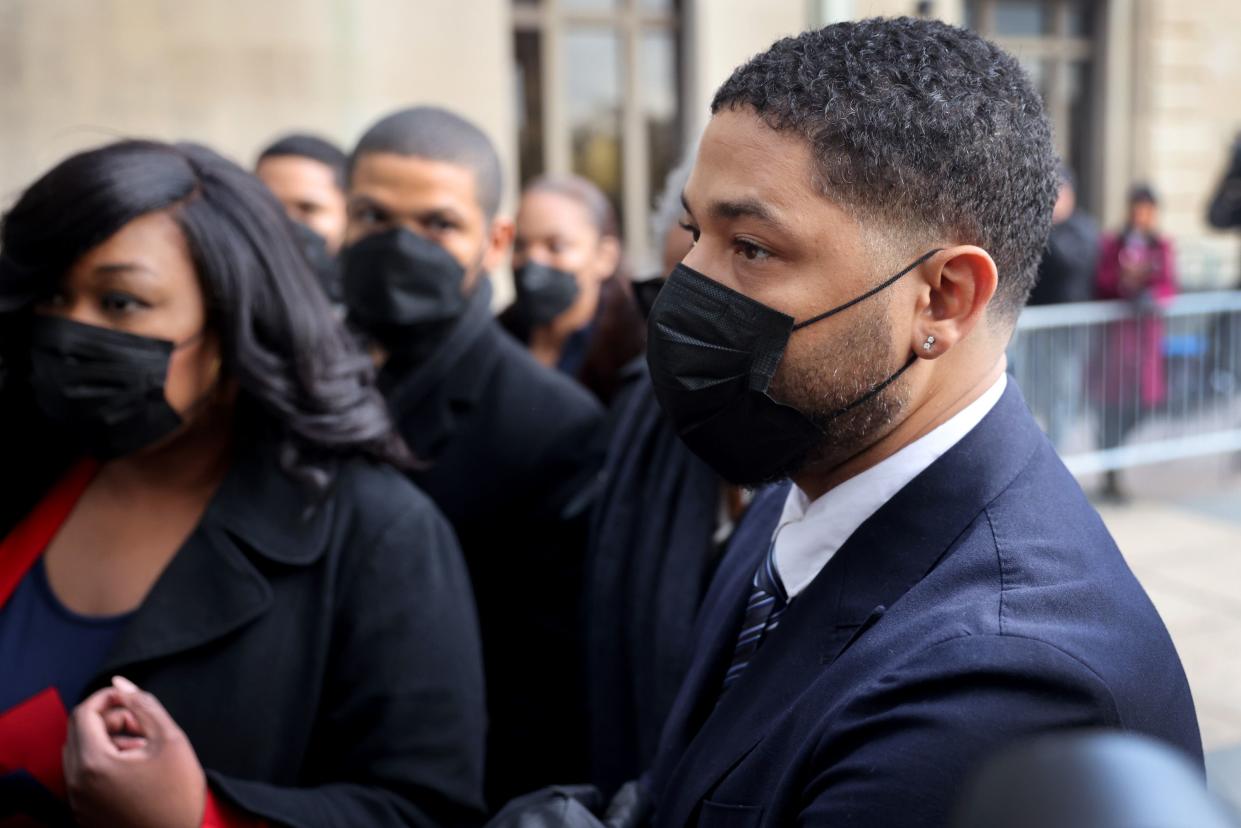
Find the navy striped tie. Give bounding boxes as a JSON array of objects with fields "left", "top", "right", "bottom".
[{"left": 720, "top": 542, "right": 789, "bottom": 693}]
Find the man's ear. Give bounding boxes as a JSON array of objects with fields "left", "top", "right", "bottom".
[
  {"left": 482, "top": 216, "right": 516, "bottom": 273},
  {"left": 910, "top": 245, "right": 998, "bottom": 359}
]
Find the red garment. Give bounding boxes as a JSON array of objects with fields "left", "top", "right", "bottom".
[{"left": 0, "top": 462, "right": 263, "bottom": 828}]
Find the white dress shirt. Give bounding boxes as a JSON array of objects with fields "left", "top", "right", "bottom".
[{"left": 772, "top": 373, "right": 1008, "bottom": 599}]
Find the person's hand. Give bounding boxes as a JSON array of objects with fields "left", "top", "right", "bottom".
[{"left": 63, "top": 676, "right": 206, "bottom": 828}]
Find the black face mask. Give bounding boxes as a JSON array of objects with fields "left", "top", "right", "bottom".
[
  {"left": 511, "top": 262, "right": 580, "bottom": 328},
  {"left": 29, "top": 316, "right": 200, "bottom": 460},
  {"left": 341, "top": 227, "right": 471, "bottom": 357},
  {"left": 646, "top": 250, "right": 939, "bottom": 485},
  {"left": 289, "top": 219, "right": 343, "bottom": 304}
]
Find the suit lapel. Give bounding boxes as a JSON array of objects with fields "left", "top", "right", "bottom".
[{"left": 656, "top": 382, "right": 1045, "bottom": 826}]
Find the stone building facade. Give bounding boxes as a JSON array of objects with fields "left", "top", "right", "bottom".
[{"left": 1, "top": 0, "right": 1237, "bottom": 286}]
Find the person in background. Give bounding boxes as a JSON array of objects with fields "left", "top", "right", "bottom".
[
  {"left": 1091, "top": 184, "right": 1179, "bottom": 502},
  {"left": 339, "top": 106, "right": 604, "bottom": 808},
  {"left": 0, "top": 140, "right": 485, "bottom": 827},
  {"left": 502, "top": 175, "right": 646, "bottom": 405},
  {"left": 255, "top": 133, "right": 349, "bottom": 255},
  {"left": 1206, "top": 133, "right": 1241, "bottom": 393},
  {"left": 256, "top": 134, "right": 349, "bottom": 306},
  {"left": 584, "top": 149, "right": 742, "bottom": 798},
  {"left": 1023, "top": 165, "right": 1100, "bottom": 447},
  {"left": 1207, "top": 132, "right": 1241, "bottom": 233},
  {"left": 629, "top": 153, "right": 698, "bottom": 317},
  {"left": 1030, "top": 166, "right": 1099, "bottom": 306}
]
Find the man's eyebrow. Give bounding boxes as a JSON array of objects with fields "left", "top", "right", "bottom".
[
  {"left": 682, "top": 192, "right": 789, "bottom": 232},
  {"left": 707, "top": 197, "right": 782, "bottom": 227},
  {"left": 347, "top": 194, "right": 385, "bottom": 210}
]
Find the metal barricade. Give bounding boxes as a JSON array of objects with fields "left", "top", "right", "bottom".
[{"left": 1011, "top": 291, "right": 1241, "bottom": 475}]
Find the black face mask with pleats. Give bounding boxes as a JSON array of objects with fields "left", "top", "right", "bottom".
[
  {"left": 341, "top": 227, "right": 471, "bottom": 359},
  {"left": 645, "top": 249, "right": 939, "bottom": 485},
  {"left": 28, "top": 316, "right": 194, "bottom": 459},
  {"left": 510, "top": 262, "right": 580, "bottom": 328}
]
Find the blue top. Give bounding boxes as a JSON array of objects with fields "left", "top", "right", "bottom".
[
  {"left": 556, "top": 321, "right": 595, "bottom": 378},
  {"left": 0, "top": 558, "right": 133, "bottom": 713}
]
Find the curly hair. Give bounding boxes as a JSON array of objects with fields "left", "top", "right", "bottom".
[
  {"left": 711, "top": 16, "right": 1058, "bottom": 322},
  {"left": 0, "top": 140, "right": 412, "bottom": 495}
]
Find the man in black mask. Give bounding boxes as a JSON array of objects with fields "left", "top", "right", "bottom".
[
  {"left": 340, "top": 106, "right": 605, "bottom": 807},
  {"left": 634, "top": 17, "right": 1200, "bottom": 827}
]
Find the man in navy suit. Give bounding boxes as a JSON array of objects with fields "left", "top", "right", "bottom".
[{"left": 638, "top": 17, "right": 1202, "bottom": 827}]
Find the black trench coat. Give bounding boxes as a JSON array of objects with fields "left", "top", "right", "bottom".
[{"left": 379, "top": 284, "right": 605, "bottom": 807}]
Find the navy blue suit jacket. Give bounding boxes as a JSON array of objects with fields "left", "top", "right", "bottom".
[{"left": 648, "top": 382, "right": 1201, "bottom": 827}]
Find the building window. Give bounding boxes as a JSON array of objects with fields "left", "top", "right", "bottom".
[
  {"left": 513, "top": 0, "right": 682, "bottom": 267},
  {"left": 965, "top": 0, "right": 1101, "bottom": 212}
]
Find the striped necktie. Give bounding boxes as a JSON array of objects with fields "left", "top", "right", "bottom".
[{"left": 720, "top": 542, "right": 789, "bottom": 693}]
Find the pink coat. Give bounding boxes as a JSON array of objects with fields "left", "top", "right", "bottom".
[{"left": 1091, "top": 232, "right": 1178, "bottom": 407}]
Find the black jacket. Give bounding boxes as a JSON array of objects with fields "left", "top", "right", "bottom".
[
  {"left": 1030, "top": 210, "right": 1100, "bottom": 306},
  {"left": 0, "top": 430, "right": 487, "bottom": 827},
  {"left": 1208, "top": 137, "right": 1241, "bottom": 232},
  {"left": 585, "top": 363, "right": 722, "bottom": 797},
  {"left": 380, "top": 282, "right": 605, "bottom": 807}
]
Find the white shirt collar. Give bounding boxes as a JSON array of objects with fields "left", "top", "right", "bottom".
[{"left": 772, "top": 373, "right": 1008, "bottom": 599}]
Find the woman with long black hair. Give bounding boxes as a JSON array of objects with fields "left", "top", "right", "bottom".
[{"left": 0, "top": 140, "right": 485, "bottom": 827}]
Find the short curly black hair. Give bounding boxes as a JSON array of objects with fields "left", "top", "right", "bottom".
[{"left": 711, "top": 16, "right": 1058, "bottom": 323}]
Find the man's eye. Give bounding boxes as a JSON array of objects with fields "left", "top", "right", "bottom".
[
  {"left": 735, "top": 240, "right": 771, "bottom": 261},
  {"left": 427, "top": 217, "right": 457, "bottom": 232},
  {"left": 678, "top": 221, "right": 700, "bottom": 243},
  {"left": 353, "top": 206, "right": 386, "bottom": 225}
]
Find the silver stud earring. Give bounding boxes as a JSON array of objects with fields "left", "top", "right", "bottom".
[{"left": 922, "top": 335, "right": 936, "bottom": 351}]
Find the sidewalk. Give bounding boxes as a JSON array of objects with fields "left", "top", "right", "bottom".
[{"left": 1088, "top": 454, "right": 1241, "bottom": 808}]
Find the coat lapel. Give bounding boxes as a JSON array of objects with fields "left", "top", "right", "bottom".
[
  {"left": 656, "top": 381, "right": 1046, "bottom": 827},
  {"left": 93, "top": 441, "right": 333, "bottom": 684},
  {"left": 384, "top": 318, "right": 498, "bottom": 462},
  {"left": 96, "top": 525, "right": 272, "bottom": 678}
]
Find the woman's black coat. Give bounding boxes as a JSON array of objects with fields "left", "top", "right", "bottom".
[{"left": 1, "top": 424, "right": 487, "bottom": 828}]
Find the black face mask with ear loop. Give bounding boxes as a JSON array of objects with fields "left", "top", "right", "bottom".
[
  {"left": 340, "top": 227, "right": 474, "bottom": 360},
  {"left": 28, "top": 316, "right": 207, "bottom": 460},
  {"left": 510, "top": 262, "right": 580, "bottom": 328},
  {"left": 645, "top": 248, "right": 941, "bottom": 485}
]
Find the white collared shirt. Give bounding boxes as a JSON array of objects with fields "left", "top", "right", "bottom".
[{"left": 772, "top": 373, "right": 1008, "bottom": 599}]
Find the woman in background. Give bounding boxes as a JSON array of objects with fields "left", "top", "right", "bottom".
[
  {"left": 502, "top": 175, "right": 645, "bottom": 405},
  {"left": 1091, "top": 184, "right": 1179, "bottom": 502},
  {"left": 0, "top": 140, "right": 485, "bottom": 827}
]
